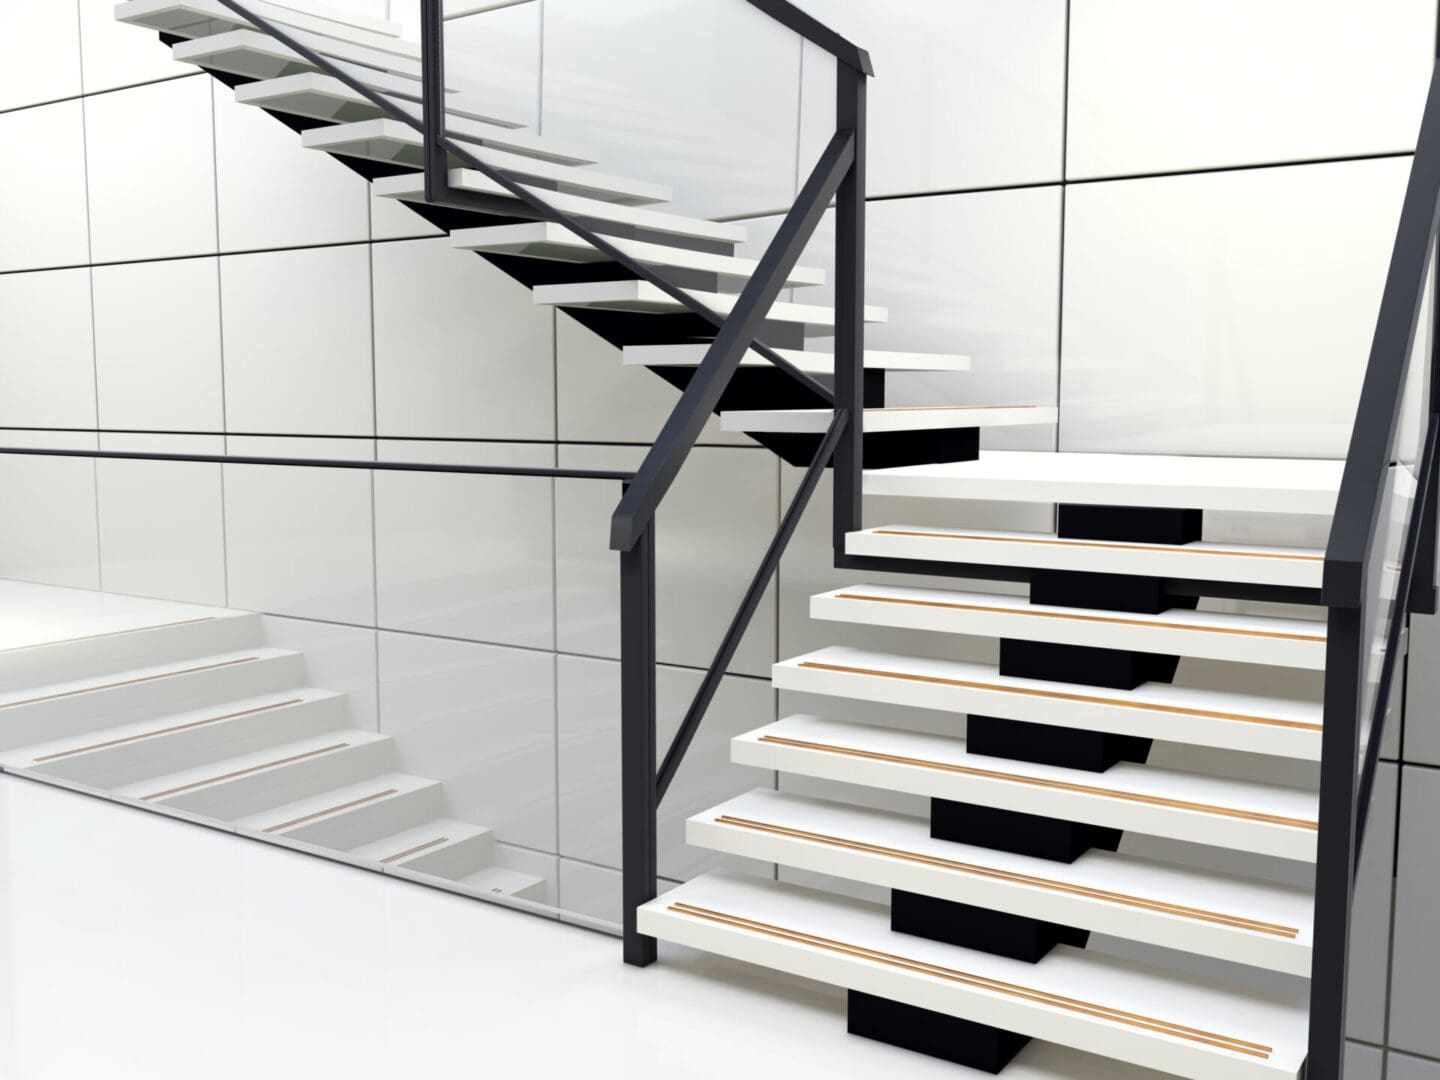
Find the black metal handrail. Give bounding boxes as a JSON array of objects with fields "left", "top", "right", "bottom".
[{"left": 741, "top": 0, "right": 873, "bottom": 75}]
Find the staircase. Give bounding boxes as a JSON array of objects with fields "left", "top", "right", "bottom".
[{"left": 59, "top": 2, "right": 1437, "bottom": 1078}]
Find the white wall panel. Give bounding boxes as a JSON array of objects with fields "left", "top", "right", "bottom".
[
  {"left": 1061, "top": 157, "right": 1409, "bottom": 457},
  {"left": 0, "top": 269, "right": 96, "bottom": 429},
  {"left": 442, "top": 3, "right": 542, "bottom": 129},
  {"left": 1068, "top": 0, "right": 1435, "bottom": 179},
  {"left": 260, "top": 614, "right": 380, "bottom": 731},
  {"left": 0, "top": 432, "right": 100, "bottom": 590},
  {"left": 0, "top": 100, "right": 90, "bottom": 272},
  {"left": 0, "top": 0, "right": 81, "bottom": 111},
  {"left": 1389, "top": 765, "right": 1440, "bottom": 1058},
  {"left": 78, "top": 0, "right": 188, "bottom": 94},
  {"left": 795, "top": 0, "right": 1066, "bottom": 196}
]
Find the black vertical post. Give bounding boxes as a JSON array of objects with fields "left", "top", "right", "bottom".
[
  {"left": 418, "top": 0, "right": 447, "bottom": 203},
  {"left": 620, "top": 507, "right": 658, "bottom": 966},
  {"left": 831, "top": 62, "right": 867, "bottom": 556},
  {"left": 1412, "top": 237, "right": 1440, "bottom": 615},
  {"left": 1307, "top": 603, "right": 1364, "bottom": 1080}
]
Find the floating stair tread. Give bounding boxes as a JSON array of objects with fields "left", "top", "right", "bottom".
[
  {"left": 812, "top": 583, "right": 1327, "bottom": 669},
  {"left": 0, "top": 646, "right": 297, "bottom": 711},
  {"left": 451, "top": 222, "right": 825, "bottom": 287},
  {"left": 233, "top": 771, "right": 439, "bottom": 836},
  {"left": 172, "top": 27, "right": 422, "bottom": 83},
  {"left": 735, "top": 714, "right": 1318, "bottom": 861},
  {"left": 846, "top": 525, "right": 1326, "bottom": 590},
  {"left": 692, "top": 788, "right": 1313, "bottom": 976},
  {"left": 623, "top": 343, "right": 971, "bottom": 373},
  {"left": 109, "top": 728, "right": 388, "bottom": 803},
  {"left": 0, "top": 688, "right": 340, "bottom": 770},
  {"left": 532, "top": 280, "right": 887, "bottom": 325},
  {"left": 117, "top": 0, "right": 402, "bottom": 43},
  {"left": 774, "top": 645, "right": 1324, "bottom": 761},
  {"left": 864, "top": 451, "right": 1343, "bottom": 516},
  {"left": 372, "top": 169, "right": 747, "bottom": 245},
  {"left": 349, "top": 818, "right": 491, "bottom": 865},
  {"left": 300, "top": 119, "right": 671, "bottom": 204},
  {"left": 639, "top": 871, "right": 1308, "bottom": 1080},
  {"left": 722, "top": 405, "right": 1056, "bottom": 434}
]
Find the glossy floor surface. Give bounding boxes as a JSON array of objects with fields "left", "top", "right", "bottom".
[
  {"left": 0, "top": 773, "right": 1150, "bottom": 1080},
  {"left": 0, "top": 579, "right": 238, "bottom": 654}
]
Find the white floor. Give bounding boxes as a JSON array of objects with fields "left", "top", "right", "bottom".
[
  {"left": 0, "top": 771, "right": 1154, "bottom": 1080},
  {"left": 0, "top": 580, "right": 239, "bottom": 654}
]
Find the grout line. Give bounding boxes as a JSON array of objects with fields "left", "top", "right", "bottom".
[
  {"left": 1053, "top": 0, "right": 1071, "bottom": 466},
  {"left": 0, "top": 71, "right": 202, "bottom": 118}
]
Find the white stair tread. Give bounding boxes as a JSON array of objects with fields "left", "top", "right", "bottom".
[
  {"left": 812, "top": 583, "right": 1327, "bottom": 669},
  {"left": 774, "top": 645, "right": 1324, "bottom": 761},
  {"left": 109, "top": 728, "right": 387, "bottom": 803},
  {"left": 0, "top": 688, "right": 337, "bottom": 769},
  {"left": 846, "top": 525, "right": 1326, "bottom": 590},
  {"left": 722, "top": 405, "right": 1056, "bottom": 434},
  {"left": 864, "top": 451, "right": 1343, "bottom": 516},
  {"left": 117, "top": 0, "right": 402, "bottom": 44},
  {"left": 233, "top": 771, "right": 437, "bottom": 835},
  {"left": 172, "top": 27, "right": 422, "bottom": 83},
  {"left": 373, "top": 169, "right": 747, "bottom": 245},
  {"left": 451, "top": 222, "right": 826, "bottom": 287},
  {"left": 692, "top": 789, "right": 1313, "bottom": 976},
  {"left": 736, "top": 715, "right": 1319, "bottom": 861},
  {"left": 300, "top": 119, "right": 672, "bottom": 204},
  {"left": 458, "top": 865, "right": 547, "bottom": 899},
  {"left": 532, "top": 280, "right": 887, "bottom": 326},
  {"left": 0, "top": 646, "right": 294, "bottom": 711},
  {"left": 348, "top": 818, "right": 490, "bottom": 865},
  {"left": 623, "top": 343, "right": 971, "bottom": 373},
  {"left": 639, "top": 871, "right": 1308, "bottom": 1080},
  {"left": 0, "top": 584, "right": 247, "bottom": 655}
]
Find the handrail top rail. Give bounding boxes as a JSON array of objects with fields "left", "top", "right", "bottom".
[{"left": 742, "top": 0, "right": 873, "bottom": 75}]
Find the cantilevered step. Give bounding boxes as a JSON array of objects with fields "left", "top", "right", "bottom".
[
  {"left": 623, "top": 343, "right": 971, "bottom": 373},
  {"left": 301, "top": 120, "right": 671, "bottom": 205},
  {"left": 864, "top": 451, "right": 1343, "bottom": 516},
  {"left": 172, "top": 27, "right": 423, "bottom": 83},
  {"left": 846, "top": 525, "right": 1325, "bottom": 590},
  {"left": 722, "top": 405, "right": 1056, "bottom": 434},
  {"left": 812, "top": 584, "right": 1327, "bottom": 668},
  {"left": 734, "top": 716, "right": 1318, "bottom": 860},
  {"left": 373, "top": 169, "right": 746, "bottom": 247},
  {"left": 452, "top": 222, "right": 826, "bottom": 288},
  {"left": 117, "top": 0, "right": 402, "bottom": 44},
  {"left": 532, "top": 281, "right": 887, "bottom": 328},
  {"left": 639, "top": 872, "right": 1308, "bottom": 1080},
  {"left": 692, "top": 789, "right": 1313, "bottom": 975},
  {"left": 774, "top": 646, "right": 1323, "bottom": 760}
]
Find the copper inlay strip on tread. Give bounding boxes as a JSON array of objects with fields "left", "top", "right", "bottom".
[
  {"left": 833, "top": 592, "right": 1326, "bottom": 643},
  {"left": 797, "top": 660, "right": 1324, "bottom": 734},
  {"left": 713, "top": 815, "right": 1300, "bottom": 938},
  {"left": 667, "top": 902, "right": 1272, "bottom": 1058},
  {"left": 264, "top": 788, "right": 400, "bottom": 833},
  {"left": 756, "top": 734, "right": 1318, "bottom": 831},
  {"left": 381, "top": 836, "right": 449, "bottom": 864},
  {"left": 0, "top": 616, "right": 216, "bottom": 654},
  {"left": 2, "top": 655, "right": 262, "bottom": 710},
  {"left": 872, "top": 529, "right": 1322, "bottom": 563},
  {"left": 141, "top": 742, "right": 351, "bottom": 801},
  {"left": 32, "top": 697, "right": 306, "bottom": 763}
]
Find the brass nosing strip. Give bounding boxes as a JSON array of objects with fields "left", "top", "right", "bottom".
[
  {"left": 0, "top": 616, "right": 216, "bottom": 654},
  {"left": 756, "top": 734, "right": 1318, "bottom": 831},
  {"left": 2, "top": 655, "right": 262, "bottom": 710},
  {"left": 871, "top": 529, "right": 1322, "bottom": 563},
  {"left": 833, "top": 592, "right": 1326, "bottom": 643},
  {"left": 712, "top": 815, "right": 1300, "bottom": 938},
  {"left": 33, "top": 697, "right": 306, "bottom": 763},
  {"left": 667, "top": 902, "right": 1273, "bottom": 1058},
  {"left": 141, "top": 742, "right": 351, "bottom": 801},
  {"left": 796, "top": 660, "right": 1324, "bottom": 734},
  {"left": 264, "top": 788, "right": 401, "bottom": 833},
  {"left": 381, "top": 836, "right": 450, "bottom": 864}
]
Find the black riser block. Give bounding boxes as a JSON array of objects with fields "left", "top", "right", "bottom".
[
  {"left": 543, "top": 307, "right": 807, "bottom": 351},
  {"left": 750, "top": 426, "right": 980, "bottom": 469},
  {"left": 848, "top": 991, "right": 1031, "bottom": 1074},
  {"left": 968, "top": 715, "right": 1151, "bottom": 772},
  {"left": 649, "top": 367, "right": 885, "bottom": 411},
  {"left": 1058, "top": 503, "right": 1203, "bottom": 545},
  {"left": 1029, "top": 569, "right": 1200, "bottom": 615},
  {"left": 891, "top": 890, "right": 1089, "bottom": 962},
  {"left": 932, "top": 798, "right": 1122, "bottom": 863},
  {"left": 999, "top": 639, "right": 1180, "bottom": 691}
]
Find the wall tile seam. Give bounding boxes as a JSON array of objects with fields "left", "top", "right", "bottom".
[{"left": 0, "top": 70, "right": 203, "bottom": 119}]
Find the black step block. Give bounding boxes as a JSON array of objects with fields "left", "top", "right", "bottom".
[
  {"left": 749, "top": 426, "right": 980, "bottom": 469},
  {"left": 1058, "top": 503, "right": 1203, "bottom": 545},
  {"left": 891, "top": 890, "right": 1090, "bottom": 962},
  {"left": 932, "top": 799, "right": 1123, "bottom": 863},
  {"left": 848, "top": 991, "right": 1031, "bottom": 1074},
  {"left": 1029, "top": 569, "right": 1200, "bottom": 615},
  {"left": 648, "top": 366, "right": 885, "bottom": 411},
  {"left": 968, "top": 715, "right": 1151, "bottom": 772},
  {"left": 999, "top": 638, "right": 1180, "bottom": 691}
]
